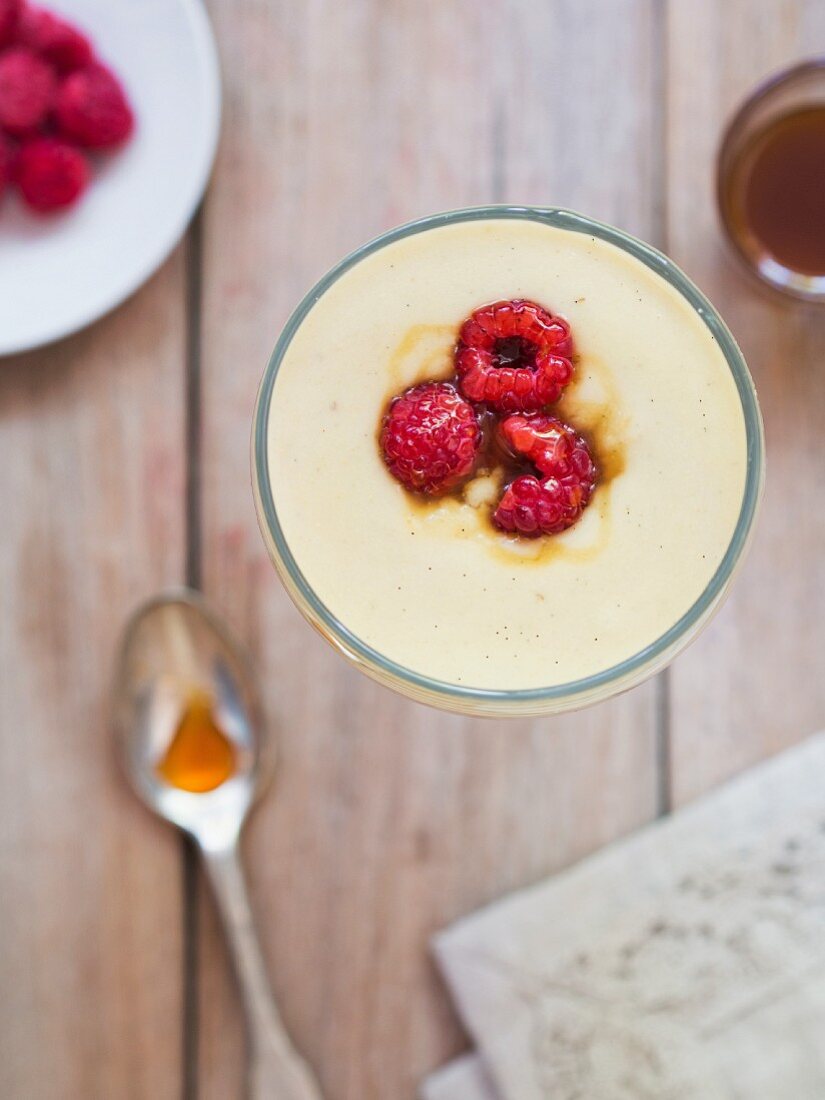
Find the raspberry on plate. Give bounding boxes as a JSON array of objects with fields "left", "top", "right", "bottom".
[
  {"left": 0, "top": 130, "right": 15, "bottom": 196},
  {"left": 455, "top": 299, "right": 574, "bottom": 414},
  {"left": 16, "top": 136, "right": 89, "bottom": 211},
  {"left": 0, "top": 0, "right": 21, "bottom": 48},
  {"left": 17, "top": 5, "right": 93, "bottom": 72},
  {"left": 380, "top": 381, "right": 482, "bottom": 495},
  {"left": 55, "top": 63, "right": 134, "bottom": 148},
  {"left": 0, "top": 46, "right": 55, "bottom": 133},
  {"left": 493, "top": 414, "right": 597, "bottom": 537}
]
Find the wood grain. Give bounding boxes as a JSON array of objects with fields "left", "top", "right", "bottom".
[
  {"left": 197, "top": 2, "right": 661, "bottom": 1097},
  {"left": 0, "top": 255, "right": 189, "bottom": 1099},
  {"left": 665, "top": 0, "right": 825, "bottom": 806}
]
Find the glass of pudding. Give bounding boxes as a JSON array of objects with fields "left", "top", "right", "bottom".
[{"left": 252, "top": 208, "right": 764, "bottom": 717}]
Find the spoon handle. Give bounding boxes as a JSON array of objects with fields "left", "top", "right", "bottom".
[{"left": 200, "top": 842, "right": 324, "bottom": 1100}]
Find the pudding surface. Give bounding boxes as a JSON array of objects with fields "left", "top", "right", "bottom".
[{"left": 266, "top": 217, "right": 749, "bottom": 691}]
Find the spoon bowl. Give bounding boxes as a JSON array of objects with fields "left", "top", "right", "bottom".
[{"left": 113, "top": 588, "right": 270, "bottom": 847}]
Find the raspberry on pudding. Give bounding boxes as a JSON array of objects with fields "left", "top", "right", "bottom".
[
  {"left": 456, "top": 299, "right": 573, "bottom": 413},
  {"left": 493, "top": 415, "right": 597, "bottom": 536},
  {"left": 381, "top": 301, "right": 596, "bottom": 538},
  {"left": 255, "top": 213, "right": 760, "bottom": 704},
  {"left": 380, "top": 381, "right": 481, "bottom": 495}
]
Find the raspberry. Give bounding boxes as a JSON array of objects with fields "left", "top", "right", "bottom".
[
  {"left": 498, "top": 414, "right": 597, "bottom": 480},
  {"left": 455, "top": 299, "right": 574, "bottom": 413},
  {"left": 0, "top": 46, "right": 55, "bottom": 133},
  {"left": 0, "top": 0, "right": 21, "bottom": 48},
  {"left": 55, "top": 63, "right": 134, "bottom": 148},
  {"left": 493, "top": 475, "right": 589, "bottom": 537},
  {"left": 0, "top": 130, "right": 15, "bottom": 196},
  {"left": 17, "top": 6, "right": 93, "bottom": 71},
  {"left": 459, "top": 299, "right": 573, "bottom": 356},
  {"left": 16, "top": 136, "right": 89, "bottom": 211},
  {"left": 493, "top": 414, "right": 597, "bottom": 536},
  {"left": 380, "top": 381, "right": 481, "bottom": 495}
]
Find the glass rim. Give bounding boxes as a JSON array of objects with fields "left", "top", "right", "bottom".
[
  {"left": 720, "top": 56, "right": 825, "bottom": 142},
  {"left": 253, "top": 205, "right": 765, "bottom": 707}
]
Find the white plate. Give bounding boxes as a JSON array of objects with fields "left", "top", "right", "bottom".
[{"left": 0, "top": 0, "right": 220, "bottom": 356}]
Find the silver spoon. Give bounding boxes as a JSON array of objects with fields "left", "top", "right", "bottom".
[{"left": 112, "top": 588, "right": 323, "bottom": 1100}]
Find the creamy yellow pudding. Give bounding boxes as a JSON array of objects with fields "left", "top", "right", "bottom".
[{"left": 261, "top": 216, "right": 752, "bottom": 693}]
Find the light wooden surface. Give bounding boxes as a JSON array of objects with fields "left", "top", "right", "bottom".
[
  {"left": 666, "top": 0, "right": 825, "bottom": 805},
  {"left": 0, "top": 1, "right": 823, "bottom": 1098},
  {"left": 0, "top": 253, "right": 190, "bottom": 1099}
]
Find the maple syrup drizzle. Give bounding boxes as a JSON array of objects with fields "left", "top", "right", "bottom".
[{"left": 156, "top": 692, "right": 236, "bottom": 794}]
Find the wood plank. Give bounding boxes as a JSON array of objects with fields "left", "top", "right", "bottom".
[
  {"left": 665, "top": 0, "right": 825, "bottom": 806},
  {"left": 198, "top": 2, "right": 661, "bottom": 1096},
  {"left": 0, "top": 254, "right": 189, "bottom": 1098}
]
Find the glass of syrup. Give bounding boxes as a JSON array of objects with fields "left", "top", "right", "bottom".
[{"left": 717, "top": 58, "right": 825, "bottom": 300}]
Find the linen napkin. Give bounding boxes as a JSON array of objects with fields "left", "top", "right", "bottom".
[{"left": 422, "top": 731, "right": 825, "bottom": 1100}]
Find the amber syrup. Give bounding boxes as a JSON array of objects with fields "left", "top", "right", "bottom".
[{"left": 722, "top": 106, "right": 825, "bottom": 277}]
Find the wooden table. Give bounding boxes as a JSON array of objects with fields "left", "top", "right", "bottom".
[{"left": 2, "top": 1, "right": 824, "bottom": 1097}]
